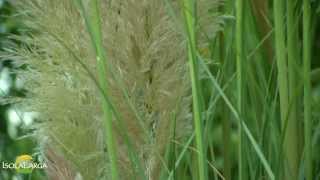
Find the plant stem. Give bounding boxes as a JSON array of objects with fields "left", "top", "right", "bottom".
[
  {"left": 286, "top": 0, "right": 300, "bottom": 178},
  {"left": 273, "top": 0, "right": 291, "bottom": 178},
  {"left": 221, "top": 28, "right": 232, "bottom": 180},
  {"left": 219, "top": 4, "right": 231, "bottom": 179},
  {"left": 76, "top": 0, "right": 119, "bottom": 179},
  {"left": 182, "top": 0, "right": 207, "bottom": 180},
  {"left": 236, "top": 0, "right": 244, "bottom": 179},
  {"left": 303, "top": 0, "right": 313, "bottom": 179}
]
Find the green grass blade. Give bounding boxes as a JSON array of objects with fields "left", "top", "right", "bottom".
[
  {"left": 218, "top": 4, "right": 232, "bottom": 180},
  {"left": 303, "top": 0, "right": 313, "bottom": 179},
  {"left": 181, "top": 0, "right": 207, "bottom": 180},
  {"left": 236, "top": 0, "right": 244, "bottom": 179},
  {"left": 75, "top": 0, "right": 119, "bottom": 179}
]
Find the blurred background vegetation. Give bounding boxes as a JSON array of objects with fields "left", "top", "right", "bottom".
[{"left": 0, "top": 1, "right": 44, "bottom": 179}]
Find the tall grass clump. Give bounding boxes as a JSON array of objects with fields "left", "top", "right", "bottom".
[
  {"left": 1, "top": 0, "right": 318, "bottom": 179},
  {"left": 1, "top": 0, "right": 222, "bottom": 179}
]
